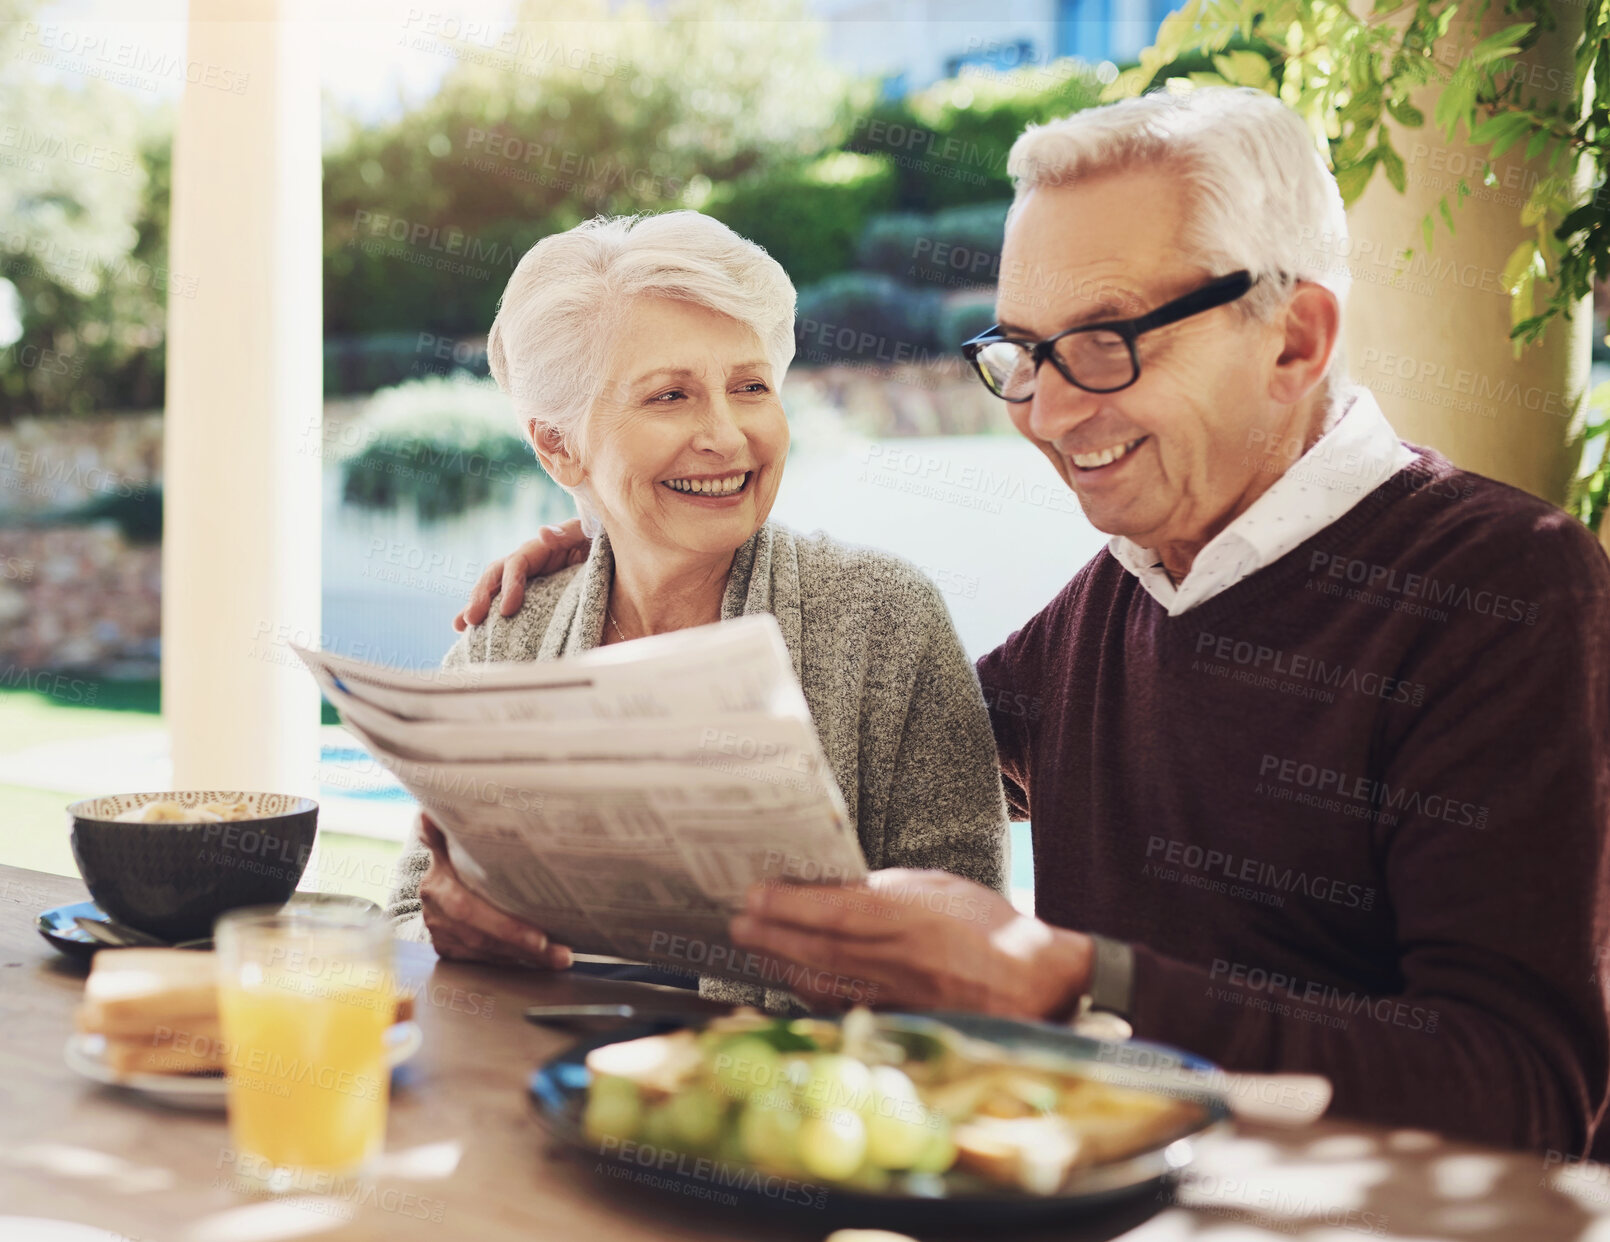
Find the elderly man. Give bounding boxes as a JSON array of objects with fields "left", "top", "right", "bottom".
[{"left": 452, "top": 87, "right": 1610, "bottom": 1154}]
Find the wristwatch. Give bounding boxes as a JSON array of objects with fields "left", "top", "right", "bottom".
[{"left": 1072, "top": 933, "right": 1135, "bottom": 1041}]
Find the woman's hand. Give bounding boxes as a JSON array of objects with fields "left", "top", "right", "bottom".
[
  {"left": 417, "top": 814, "right": 573, "bottom": 969},
  {"left": 453, "top": 519, "right": 592, "bottom": 632}
]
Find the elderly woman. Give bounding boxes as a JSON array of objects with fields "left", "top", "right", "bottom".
[{"left": 386, "top": 210, "right": 1007, "bottom": 1010}]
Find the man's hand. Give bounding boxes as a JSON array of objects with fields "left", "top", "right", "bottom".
[
  {"left": 729, "top": 869, "right": 1092, "bottom": 1018},
  {"left": 453, "top": 519, "right": 592, "bottom": 632},
  {"left": 417, "top": 814, "right": 573, "bottom": 969}
]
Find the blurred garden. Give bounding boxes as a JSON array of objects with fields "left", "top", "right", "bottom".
[{"left": 3, "top": 0, "right": 1610, "bottom": 901}]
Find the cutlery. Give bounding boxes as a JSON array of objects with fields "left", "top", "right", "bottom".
[
  {"left": 73, "top": 916, "right": 211, "bottom": 950},
  {"left": 523, "top": 1003, "right": 723, "bottom": 1029}
]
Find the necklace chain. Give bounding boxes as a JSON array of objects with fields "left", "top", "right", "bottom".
[{"left": 606, "top": 607, "right": 628, "bottom": 643}]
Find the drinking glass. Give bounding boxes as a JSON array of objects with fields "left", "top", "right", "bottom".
[{"left": 214, "top": 902, "right": 394, "bottom": 1192}]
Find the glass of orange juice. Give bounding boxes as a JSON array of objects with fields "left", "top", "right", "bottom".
[{"left": 215, "top": 902, "right": 394, "bottom": 1192}]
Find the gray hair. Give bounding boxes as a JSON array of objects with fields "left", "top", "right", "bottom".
[
  {"left": 488, "top": 211, "right": 797, "bottom": 533},
  {"left": 1005, "top": 85, "right": 1352, "bottom": 407}
]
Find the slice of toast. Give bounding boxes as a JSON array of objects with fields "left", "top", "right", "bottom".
[{"left": 80, "top": 949, "right": 219, "bottom": 1031}]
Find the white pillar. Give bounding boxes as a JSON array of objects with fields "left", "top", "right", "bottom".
[
  {"left": 162, "top": 0, "right": 322, "bottom": 796},
  {"left": 1343, "top": 3, "right": 1592, "bottom": 506}
]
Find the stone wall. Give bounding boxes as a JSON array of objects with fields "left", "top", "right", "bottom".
[
  {"left": 0, "top": 412, "right": 163, "bottom": 676},
  {"left": 0, "top": 365, "right": 999, "bottom": 674}
]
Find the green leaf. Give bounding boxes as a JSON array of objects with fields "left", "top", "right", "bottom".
[
  {"left": 1524, "top": 126, "right": 1551, "bottom": 161},
  {"left": 1421, "top": 214, "right": 1435, "bottom": 252},
  {"left": 1489, "top": 115, "right": 1537, "bottom": 160},
  {"left": 1378, "top": 139, "right": 1407, "bottom": 192},
  {"left": 1468, "top": 22, "right": 1534, "bottom": 67},
  {"left": 1387, "top": 97, "right": 1425, "bottom": 127},
  {"left": 1500, "top": 238, "right": 1539, "bottom": 295},
  {"left": 1434, "top": 60, "right": 1482, "bottom": 137},
  {"left": 1334, "top": 154, "right": 1379, "bottom": 203},
  {"left": 1212, "top": 50, "right": 1273, "bottom": 89},
  {"left": 1439, "top": 195, "right": 1456, "bottom": 234},
  {"left": 1556, "top": 201, "right": 1606, "bottom": 239}
]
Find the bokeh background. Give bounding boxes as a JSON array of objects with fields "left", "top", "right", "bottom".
[{"left": 2, "top": 0, "right": 1606, "bottom": 911}]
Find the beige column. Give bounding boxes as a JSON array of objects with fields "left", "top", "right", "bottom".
[
  {"left": 1341, "top": 3, "right": 1591, "bottom": 506},
  {"left": 162, "top": 0, "right": 322, "bottom": 795}
]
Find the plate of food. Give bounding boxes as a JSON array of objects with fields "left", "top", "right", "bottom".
[
  {"left": 527, "top": 1007, "right": 1229, "bottom": 1227},
  {"left": 64, "top": 945, "right": 421, "bottom": 1110}
]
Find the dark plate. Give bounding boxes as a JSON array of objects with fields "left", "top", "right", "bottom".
[
  {"left": 36, "top": 901, "right": 120, "bottom": 962},
  {"left": 528, "top": 1009, "right": 1230, "bottom": 1230},
  {"left": 36, "top": 893, "right": 382, "bottom": 961}
]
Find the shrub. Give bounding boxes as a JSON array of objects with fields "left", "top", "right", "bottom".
[
  {"left": 705, "top": 153, "right": 897, "bottom": 287},
  {"left": 855, "top": 201, "right": 1009, "bottom": 289},
  {"left": 793, "top": 273, "right": 946, "bottom": 367},
  {"left": 937, "top": 293, "right": 1000, "bottom": 354},
  {"left": 324, "top": 334, "right": 489, "bottom": 397},
  {"left": 336, "top": 374, "right": 565, "bottom": 523}
]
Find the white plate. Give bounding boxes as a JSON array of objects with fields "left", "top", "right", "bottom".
[{"left": 63, "top": 1021, "right": 422, "bottom": 1111}]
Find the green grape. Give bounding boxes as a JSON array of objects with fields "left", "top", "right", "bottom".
[
  {"left": 664, "top": 1086, "right": 725, "bottom": 1151},
  {"left": 710, "top": 1035, "right": 785, "bottom": 1104},
  {"left": 798, "top": 1107, "right": 868, "bottom": 1181},
  {"left": 836, "top": 1159, "right": 893, "bottom": 1194},
  {"left": 909, "top": 1115, "right": 958, "bottom": 1175},
  {"left": 738, "top": 1097, "right": 804, "bottom": 1172},
  {"left": 800, "top": 1053, "right": 874, "bottom": 1119},
  {"left": 639, "top": 1101, "right": 677, "bottom": 1151},
  {"left": 584, "top": 1075, "right": 642, "bottom": 1144},
  {"left": 717, "top": 1115, "right": 748, "bottom": 1165},
  {"left": 864, "top": 1066, "right": 931, "bottom": 1169}
]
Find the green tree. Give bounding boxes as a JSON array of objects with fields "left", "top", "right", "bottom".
[
  {"left": 0, "top": 0, "right": 170, "bottom": 420},
  {"left": 323, "top": 0, "right": 858, "bottom": 337},
  {"left": 1108, "top": 0, "right": 1610, "bottom": 528}
]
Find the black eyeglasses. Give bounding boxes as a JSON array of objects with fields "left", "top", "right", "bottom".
[{"left": 961, "top": 270, "right": 1260, "bottom": 402}]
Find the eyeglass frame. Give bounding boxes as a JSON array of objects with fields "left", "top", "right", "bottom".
[{"left": 960, "top": 269, "right": 1262, "bottom": 401}]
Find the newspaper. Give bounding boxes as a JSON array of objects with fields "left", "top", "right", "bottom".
[{"left": 292, "top": 615, "right": 866, "bottom": 988}]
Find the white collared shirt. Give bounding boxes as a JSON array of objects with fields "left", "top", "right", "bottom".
[{"left": 1108, "top": 385, "right": 1416, "bottom": 615}]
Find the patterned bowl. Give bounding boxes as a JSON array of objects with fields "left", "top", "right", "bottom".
[{"left": 66, "top": 791, "right": 319, "bottom": 942}]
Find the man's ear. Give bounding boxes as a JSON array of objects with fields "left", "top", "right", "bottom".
[
  {"left": 529, "top": 420, "right": 585, "bottom": 489},
  {"left": 1267, "top": 281, "right": 1340, "bottom": 406}
]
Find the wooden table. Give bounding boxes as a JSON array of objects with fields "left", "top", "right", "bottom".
[{"left": 4, "top": 863, "right": 1609, "bottom": 1242}]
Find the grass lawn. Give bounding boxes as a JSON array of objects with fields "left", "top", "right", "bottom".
[{"left": 0, "top": 686, "right": 401, "bottom": 907}]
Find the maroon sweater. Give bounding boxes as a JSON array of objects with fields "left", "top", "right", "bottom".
[{"left": 976, "top": 449, "right": 1610, "bottom": 1154}]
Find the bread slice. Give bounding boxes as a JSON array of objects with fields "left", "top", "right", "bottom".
[
  {"left": 80, "top": 949, "right": 219, "bottom": 1030},
  {"left": 79, "top": 947, "right": 412, "bottom": 1077},
  {"left": 102, "top": 1027, "right": 228, "bottom": 1076}
]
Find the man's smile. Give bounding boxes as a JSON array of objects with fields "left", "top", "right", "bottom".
[{"left": 1070, "top": 436, "right": 1148, "bottom": 472}]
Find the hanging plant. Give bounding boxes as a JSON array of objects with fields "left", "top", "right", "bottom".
[{"left": 1106, "top": 0, "right": 1610, "bottom": 529}]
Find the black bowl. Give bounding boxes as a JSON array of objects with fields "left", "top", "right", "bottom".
[{"left": 66, "top": 791, "right": 319, "bottom": 942}]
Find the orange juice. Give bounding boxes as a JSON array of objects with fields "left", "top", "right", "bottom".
[
  {"left": 219, "top": 971, "right": 393, "bottom": 1173},
  {"left": 214, "top": 902, "right": 395, "bottom": 1186}
]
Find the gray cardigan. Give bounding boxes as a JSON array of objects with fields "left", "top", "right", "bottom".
[{"left": 384, "top": 520, "right": 1008, "bottom": 1009}]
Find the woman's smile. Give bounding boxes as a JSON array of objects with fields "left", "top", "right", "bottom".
[{"left": 659, "top": 469, "right": 755, "bottom": 502}]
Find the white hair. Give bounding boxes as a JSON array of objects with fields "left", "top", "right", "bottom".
[
  {"left": 1005, "top": 85, "right": 1352, "bottom": 407},
  {"left": 488, "top": 211, "right": 797, "bottom": 534}
]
